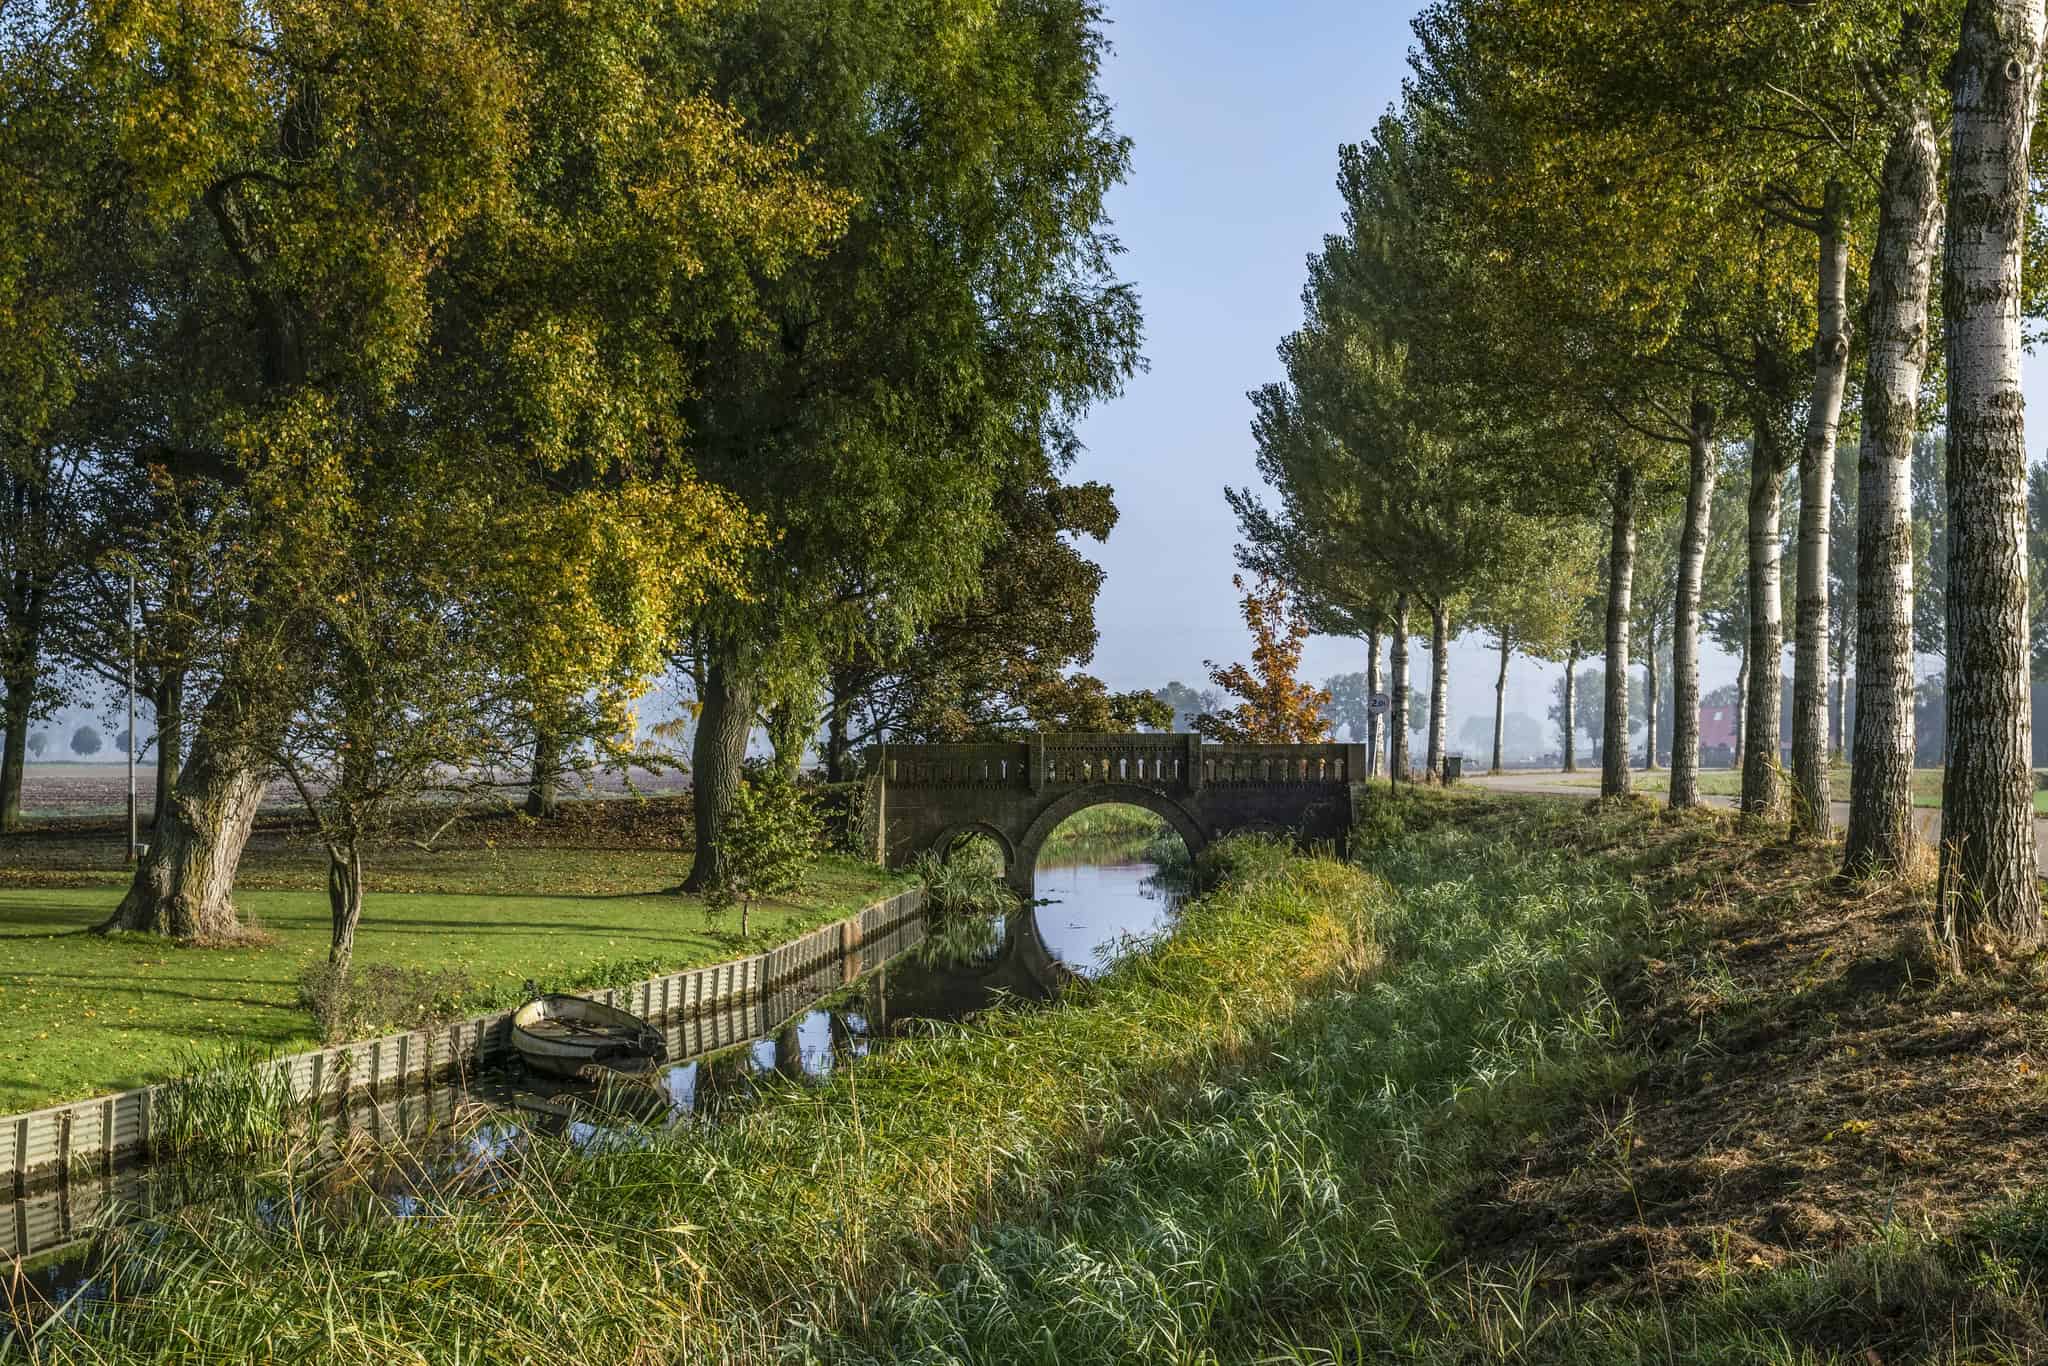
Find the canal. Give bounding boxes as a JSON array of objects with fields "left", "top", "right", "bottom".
[{"left": 2, "top": 812, "right": 1188, "bottom": 1340}]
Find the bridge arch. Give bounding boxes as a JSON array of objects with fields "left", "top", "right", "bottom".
[
  {"left": 923, "top": 820, "right": 1021, "bottom": 876},
  {"left": 1013, "top": 783, "right": 1208, "bottom": 893}
]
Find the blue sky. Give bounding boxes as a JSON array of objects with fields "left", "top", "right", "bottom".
[
  {"left": 1070, "top": 0, "right": 1531, "bottom": 723},
  {"left": 1072, "top": 0, "right": 2048, "bottom": 742}
]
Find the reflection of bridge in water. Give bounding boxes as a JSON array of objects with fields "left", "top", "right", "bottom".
[{"left": 869, "top": 734, "right": 1370, "bottom": 893}]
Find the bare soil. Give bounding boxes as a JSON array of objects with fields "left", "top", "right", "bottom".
[{"left": 1448, "top": 797, "right": 2048, "bottom": 1300}]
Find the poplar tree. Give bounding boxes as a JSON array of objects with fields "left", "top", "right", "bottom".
[{"left": 1936, "top": 0, "right": 2046, "bottom": 955}]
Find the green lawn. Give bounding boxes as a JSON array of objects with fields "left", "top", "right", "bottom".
[{"left": 0, "top": 839, "right": 906, "bottom": 1113}]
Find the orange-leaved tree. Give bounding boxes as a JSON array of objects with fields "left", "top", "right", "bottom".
[{"left": 1195, "top": 575, "right": 1332, "bottom": 743}]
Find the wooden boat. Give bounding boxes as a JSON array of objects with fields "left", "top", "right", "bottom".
[{"left": 511, "top": 995, "right": 668, "bottom": 1078}]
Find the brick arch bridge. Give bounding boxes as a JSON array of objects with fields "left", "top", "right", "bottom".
[{"left": 869, "top": 734, "right": 1369, "bottom": 895}]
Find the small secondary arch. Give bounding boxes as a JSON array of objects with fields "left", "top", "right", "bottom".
[{"left": 923, "top": 820, "right": 1020, "bottom": 874}]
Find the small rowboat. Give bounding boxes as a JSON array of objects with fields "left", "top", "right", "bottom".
[{"left": 511, "top": 994, "right": 668, "bottom": 1078}]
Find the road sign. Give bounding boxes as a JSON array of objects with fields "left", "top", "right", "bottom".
[{"left": 1367, "top": 692, "right": 1391, "bottom": 716}]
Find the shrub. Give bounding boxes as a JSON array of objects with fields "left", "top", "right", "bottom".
[
  {"left": 296, "top": 961, "right": 469, "bottom": 1043},
  {"left": 912, "top": 841, "right": 1017, "bottom": 917},
  {"left": 703, "top": 767, "right": 821, "bottom": 936}
]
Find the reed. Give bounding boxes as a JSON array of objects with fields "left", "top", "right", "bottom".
[{"left": 148, "top": 1043, "right": 311, "bottom": 1165}]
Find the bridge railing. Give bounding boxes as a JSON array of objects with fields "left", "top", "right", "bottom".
[
  {"left": 1202, "top": 743, "right": 1356, "bottom": 786},
  {"left": 872, "top": 743, "right": 1029, "bottom": 789},
  {"left": 871, "top": 737, "right": 1364, "bottom": 792},
  {"left": 1041, "top": 734, "right": 1187, "bottom": 788}
]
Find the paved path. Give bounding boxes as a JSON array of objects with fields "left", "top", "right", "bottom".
[{"left": 1465, "top": 768, "right": 1963, "bottom": 850}]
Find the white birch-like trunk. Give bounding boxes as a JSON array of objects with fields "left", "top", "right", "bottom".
[
  {"left": 1671, "top": 403, "right": 1717, "bottom": 806},
  {"left": 1734, "top": 650, "right": 1749, "bottom": 773},
  {"left": 1643, "top": 643, "right": 1660, "bottom": 772},
  {"left": 1847, "top": 96, "right": 1941, "bottom": 874},
  {"left": 1938, "top": 0, "right": 2046, "bottom": 954},
  {"left": 1427, "top": 601, "right": 1450, "bottom": 782},
  {"left": 1562, "top": 646, "right": 1579, "bottom": 772},
  {"left": 1603, "top": 467, "right": 1637, "bottom": 799},
  {"left": 1365, "top": 629, "right": 1382, "bottom": 776},
  {"left": 1793, "top": 179, "right": 1852, "bottom": 837},
  {"left": 1389, "top": 596, "right": 1410, "bottom": 786},
  {"left": 1742, "top": 405, "right": 1789, "bottom": 817}
]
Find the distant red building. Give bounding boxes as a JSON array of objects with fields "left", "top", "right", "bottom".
[{"left": 1699, "top": 699, "right": 1737, "bottom": 751}]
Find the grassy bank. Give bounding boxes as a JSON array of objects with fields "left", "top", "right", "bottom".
[
  {"left": 31, "top": 795, "right": 2048, "bottom": 1362},
  {"left": 813, "top": 796, "right": 2048, "bottom": 1362},
  {"left": 32, "top": 838, "right": 1380, "bottom": 1361},
  {"left": 0, "top": 822, "right": 905, "bottom": 1111}
]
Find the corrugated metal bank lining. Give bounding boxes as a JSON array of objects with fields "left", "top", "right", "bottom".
[{"left": 1, "top": 886, "right": 924, "bottom": 1194}]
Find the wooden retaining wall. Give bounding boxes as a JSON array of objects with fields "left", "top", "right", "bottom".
[{"left": 1, "top": 887, "right": 924, "bottom": 1202}]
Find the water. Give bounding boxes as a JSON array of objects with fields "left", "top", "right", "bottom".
[{"left": 1, "top": 850, "right": 1184, "bottom": 1342}]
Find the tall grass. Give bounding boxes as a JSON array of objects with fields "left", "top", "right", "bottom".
[
  {"left": 41, "top": 838, "right": 1375, "bottom": 1363},
  {"left": 912, "top": 835, "right": 1015, "bottom": 917},
  {"left": 148, "top": 1043, "right": 312, "bottom": 1164},
  {"left": 798, "top": 806, "right": 1647, "bottom": 1362},
  {"left": 43, "top": 797, "right": 2048, "bottom": 1364}
]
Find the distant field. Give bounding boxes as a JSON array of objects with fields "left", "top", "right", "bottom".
[
  {"left": 1526, "top": 765, "right": 2048, "bottom": 814},
  {"left": 6, "top": 761, "right": 692, "bottom": 823}
]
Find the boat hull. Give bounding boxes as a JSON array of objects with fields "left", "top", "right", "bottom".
[{"left": 510, "top": 995, "right": 668, "bottom": 1078}]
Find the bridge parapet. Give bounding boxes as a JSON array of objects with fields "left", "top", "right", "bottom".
[
  {"left": 873, "top": 743, "right": 1029, "bottom": 789},
  {"left": 1041, "top": 733, "right": 1191, "bottom": 790},
  {"left": 866, "top": 736, "right": 1369, "bottom": 894},
  {"left": 1202, "top": 744, "right": 1356, "bottom": 786},
  {"left": 873, "top": 736, "right": 1362, "bottom": 795}
]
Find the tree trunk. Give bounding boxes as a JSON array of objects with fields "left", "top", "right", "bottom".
[
  {"left": 684, "top": 649, "right": 755, "bottom": 892},
  {"left": 765, "top": 688, "right": 816, "bottom": 784},
  {"left": 1735, "top": 650, "right": 1749, "bottom": 773},
  {"left": 0, "top": 673, "right": 29, "bottom": 834},
  {"left": 1938, "top": 0, "right": 2046, "bottom": 956},
  {"left": 1603, "top": 467, "right": 1637, "bottom": 799},
  {"left": 1847, "top": 96, "right": 1941, "bottom": 875},
  {"left": 327, "top": 838, "right": 365, "bottom": 978},
  {"left": 99, "top": 708, "right": 266, "bottom": 941},
  {"left": 525, "top": 729, "right": 560, "bottom": 819},
  {"left": 1365, "top": 629, "right": 1382, "bottom": 776},
  {"left": 1562, "top": 645, "right": 1579, "bottom": 772},
  {"left": 1792, "top": 179, "right": 1852, "bottom": 837},
  {"left": 152, "top": 670, "right": 185, "bottom": 832},
  {"left": 774, "top": 1019, "right": 802, "bottom": 1079},
  {"left": 1389, "top": 596, "right": 1410, "bottom": 786},
  {"left": 1742, "top": 402, "right": 1789, "bottom": 817},
  {"left": 1843, "top": 634, "right": 1859, "bottom": 765},
  {"left": 1492, "top": 633, "right": 1509, "bottom": 773},
  {"left": 1644, "top": 646, "right": 1660, "bottom": 772},
  {"left": 1671, "top": 404, "right": 1717, "bottom": 806},
  {"left": 824, "top": 674, "right": 854, "bottom": 784},
  {"left": 1426, "top": 601, "right": 1449, "bottom": 782}
]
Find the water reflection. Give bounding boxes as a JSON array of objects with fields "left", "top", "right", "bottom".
[
  {"left": 1030, "top": 857, "right": 1186, "bottom": 975},
  {"left": 4, "top": 853, "right": 1186, "bottom": 1336}
]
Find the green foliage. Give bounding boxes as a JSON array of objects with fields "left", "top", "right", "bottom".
[
  {"left": 149, "top": 1042, "right": 310, "bottom": 1165},
  {"left": 700, "top": 768, "right": 822, "bottom": 936},
  {"left": 911, "top": 843, "right": 1016, "bottom": 918},
  {"left": 295, "top": 961, "right": 469, "bottom": 1044},
  {"left": 44, "top": 836, "right": 1374, "bottom": 1361}
]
